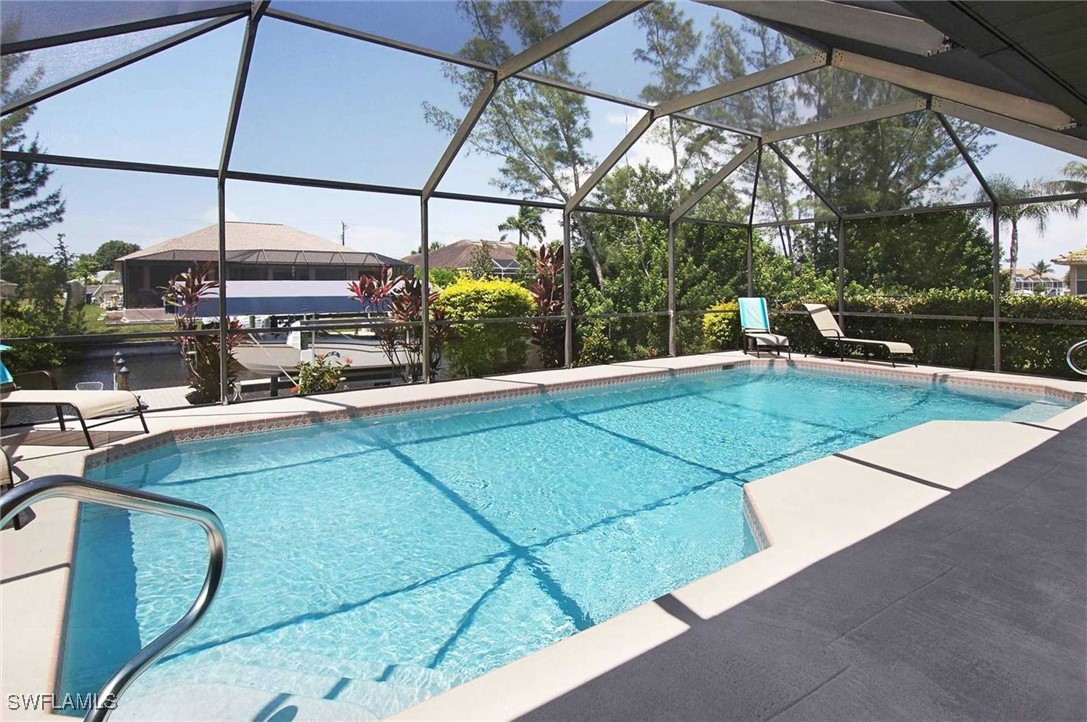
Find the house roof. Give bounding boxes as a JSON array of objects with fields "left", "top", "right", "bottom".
[
  {"left": 403, "top": 239, "right": 521, "bottom": 271},
  {"left": 116, "top": 222, "right": 409, "bottom": 267},
  {"left": 1052, "top": 249, "right": 1087, "bottom": 266},
  {"left": 1010, "top": 268, "right": 1065, "bottom": 282}
]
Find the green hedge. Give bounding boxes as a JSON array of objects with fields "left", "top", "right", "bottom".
[
  {"left": 701, "top": 290, "right": 1087, "bottom": 379},
  {"left": 702, "top": 301, "right": 741, "bottom": 351},
  {"left": 435, "top": 278, "right": 535, "bottom": 377}
]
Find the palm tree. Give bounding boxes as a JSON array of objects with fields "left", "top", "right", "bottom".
[
  {"left": 1045, "top": 160, "right": 1087, "bottom": 216},
  {"left": 1029, "top": 259, "right": 1052, "bottom": 276},
  {"left": 975, "top": 175, "right": 1060, "bottom": 272},
  {"left": 498, "top": 206, "right": 546, "bottom": 246}
]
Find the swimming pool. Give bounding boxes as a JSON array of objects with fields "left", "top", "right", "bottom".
[{"left": 64, "top": 367, "right": 1071, "bottom": 718}]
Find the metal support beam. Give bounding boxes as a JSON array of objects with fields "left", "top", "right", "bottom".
[
  {"left": 1, "top": 14, "right": 243, "bottom": 117},
  {"left": 567, "top": 112, "right": 653, "bottom": 212},
  {"left": 747, "top": 144, "right": 763, "bottom": 297},
  {"left": 766, "top": 143, "right": 841, "bottom": 218},
  {"left": 572, "top": 55, "right": 822, "bottom": 214},
  {"left": 216, "top": 180, "right": 230, "bottom": 405},
  {"left": 837, "top": 216, "right": 846, "bottom": 328},
  {"left": 563, "top": 212, "right": 573, "bottom": 368},
  {"left": 219, "top": 1, "right": 268, "bottom": 178},
  {"left": 0, "top": 150, "right": 217, "bottom": 178},
  {"left": 765, "top": 98, "right": 928, "bottom": 143},
  {"left": 267, "top": 7, "right": 760, "bottom": 138},
  {"left": 421, "top": 199, "right": 431, "bottom": 383},
  {"left": 667, "top": 221, "right": 677, "bottom": 357},
  {"left": 936, "top": 112, "right": 995, "bottom": 203},
  {"left": 1, "top": 2, "right": 251, "bottom": 55},
  {"left": 842, "top": 200, "right": 991, "bottom": 221},
  {"left": 216, "top": 0, "right": 268, "bottom": 405},
  {"left": 700, "top": 0, "right": 948, "bottom": 56},
  {"left": 932, "top": 98, "right": 1087, "bottom": 159},
  {"left": 496, "top": 1, "right": 650, "bottom": 80},
  {"left": 654, "top": 52, "right": 827, "bottom": 117},
  {"left": 671, "top": 141, "right": 758, "bottom": 222},
  {"left": 992, "top": 214, "right": 1002, "bottom": 373},
  {"left": 899, "top": 0, "right": 1087, "bottom": 126},
  {"left": 265, "top": 8, "right": 496, "bottom": 72},
  {"left": 832, "top": 50, "right": 1076, "bottom": 131},
  {"left": 422, "top": 75, "right": 497, "bottom": 200}
]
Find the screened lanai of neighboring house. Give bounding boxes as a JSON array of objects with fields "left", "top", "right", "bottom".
[{"left": 1, "top": 0, "right": 1085, "bottom": 402}]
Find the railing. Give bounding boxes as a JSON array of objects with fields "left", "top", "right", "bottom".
[
  {"left": 1068, "top": 340, "right": 1087, "bottom": 377},
  {"left": 0, "top": 475, "right": 226, "bottom": 722}
]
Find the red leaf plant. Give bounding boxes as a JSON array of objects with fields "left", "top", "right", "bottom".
[{"left": 349, "top": 266, "right": 451, "bottom": 383}]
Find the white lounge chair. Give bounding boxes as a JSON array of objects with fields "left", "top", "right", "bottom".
[
  {"left": 802, "top": 303, "right": 916, "bottom": 367},
  {"left": 738, "top": 297, "right": 790, "bottom": 358},
  {"left": 0, "top": 357, "right": 148, "bottom": 450}
]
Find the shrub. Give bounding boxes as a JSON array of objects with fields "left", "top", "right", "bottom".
[
  {"left": 702, "top": 301, "right": 740, "bottom": 351},
  {"left": 428, "top": 267, "right": 460, "bottom": 289},
  {"left": 525, "top": 243, "right": 565, "bottom": 369},
  {"left": 0, "top": 302, "right": 67, "bottom": 374},
  {"left": 160, "top": 263, "right": 243, "bottom": 404},
  {"left": 435, "top": 278, "right": 535, "bottom": 377},
  {"left": 766, "top": 290, "right": 1087, "bottom": 379},
  {"left": 575, "top": 321, "right": 615, "bottom": 366},
  {"left": 293, "top": 353, "right": 347, "bottom": 395}
]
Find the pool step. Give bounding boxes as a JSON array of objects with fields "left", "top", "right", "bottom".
[
  {"left": 110, "top": 682, "right": 378, "bottom": 721},
  {"left": 118, "top": 654, "right": 464, "bottom": 720},
  {"left": 999, "top": 400, "right": 1065, "bottom": 423}
]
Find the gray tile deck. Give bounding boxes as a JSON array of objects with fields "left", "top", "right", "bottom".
[{"left": 520, "top": 419, "right": 1087, "bottom": 721}]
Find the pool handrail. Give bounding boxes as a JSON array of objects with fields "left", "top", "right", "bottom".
[
  {"left": 1068, "top": 339, "right": 1087, "bottom": 377},
  {"left": 0, "top": 474, "right": 226, "bottom": 722}
]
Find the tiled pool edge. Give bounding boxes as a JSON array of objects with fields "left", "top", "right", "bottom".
[{"left": 3, "top": 351, "right": 1084, "bottom": 721}]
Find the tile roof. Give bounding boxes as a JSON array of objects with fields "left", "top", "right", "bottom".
[
  {"left": 1052, "top": 248, "right": 1087, "bottom": 265},
  {"left": 117, "top": 222, "right": 408, "bottom": 267},
  {"left": 402, "top": 239, "right": 521, "bottom": 270}
]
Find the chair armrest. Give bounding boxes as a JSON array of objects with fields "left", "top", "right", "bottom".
[{"left": 13, "top": 370, "right": 58, "bottom": 390}]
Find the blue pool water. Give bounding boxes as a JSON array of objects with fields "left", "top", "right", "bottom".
[{"left": 65, "top": 368, "right": 1071, "bottom": 717}]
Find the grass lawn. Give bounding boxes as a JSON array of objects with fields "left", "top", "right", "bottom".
[{"left": 80, "top": 305, "right": 174, "bottom": 335}]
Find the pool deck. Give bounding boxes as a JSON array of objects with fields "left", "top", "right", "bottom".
[
  {"left": 513, "top": 416, "right": 1087, "bottom": 722},
  {"left": 2, "top": 352, "right": 1085, "bottom": 720}
]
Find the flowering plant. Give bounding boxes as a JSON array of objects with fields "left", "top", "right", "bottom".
[{"left": 293, "top": 353, "right": 349, "bottom": 395}]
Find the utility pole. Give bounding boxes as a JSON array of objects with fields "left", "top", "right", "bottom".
[{"left": 340, "top": 221, "right": 347, "bottom": 246}]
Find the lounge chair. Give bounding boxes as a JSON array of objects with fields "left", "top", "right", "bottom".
[
  {"left": 1, "top": 448, "right": 35, "bottom": 530},
  {"left": 802, "top": 303, "right": 916, "bottom": 367},
  {"left": 738, "top": 297, "right": 791, "bottom": 358},
  {"left": 0, "top": 354, "right": 148, "bottom": 449}
]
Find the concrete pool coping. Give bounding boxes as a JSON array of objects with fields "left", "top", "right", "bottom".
[{"left": 1, "top": 351, "right": 1085, "bottom": 720}]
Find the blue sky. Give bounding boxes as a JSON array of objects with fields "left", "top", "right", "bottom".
[{"left": 15, "top": 0, "right": 1085, "bottom": 274}]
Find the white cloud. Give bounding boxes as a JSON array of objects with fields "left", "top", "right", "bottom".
[
  {"left": 1012, "top": 211, "right": 1086, "bottom": 276},
  {"left": 198, "top": 205, "right": 241, "bottom": 225}
]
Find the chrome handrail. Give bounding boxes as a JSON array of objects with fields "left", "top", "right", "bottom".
[
  {"left": 1069, "top": 339, "right": 1087, "bottom": 377},
  {"left": 0, "top": 475, "right": 226, "bottom": 722}
]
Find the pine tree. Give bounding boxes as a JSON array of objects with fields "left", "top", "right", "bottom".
[
  {"left": 423, "top": 0, "right": 607, "bottom": 289},
  {"left": 1, "top": 52, "right": 65, "bottom": 256},
  {"left": 633, "top": 3, "right": 702, "bottom": 194}
]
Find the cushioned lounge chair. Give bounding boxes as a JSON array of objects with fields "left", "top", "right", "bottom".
[
  {"left": 738, "top": 297, "right": 790, "bottom": 359},
  {"left": 0, "top": 350, "right": 148, "bottom": 449},
  {"left": 802, "top": 303, "right": 916, "bottom": 367}
]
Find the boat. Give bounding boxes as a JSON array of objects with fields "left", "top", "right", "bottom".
[
  {"left": 235, "top": 322, "right": 393, "bottom": 377},
  {"left": 185, "top": 280, "right": 399, "bottom": 378}
]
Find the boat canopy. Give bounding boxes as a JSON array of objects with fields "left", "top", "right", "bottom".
[{"left": 182, "top": 281, "right": 389, "bottom": 317}]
